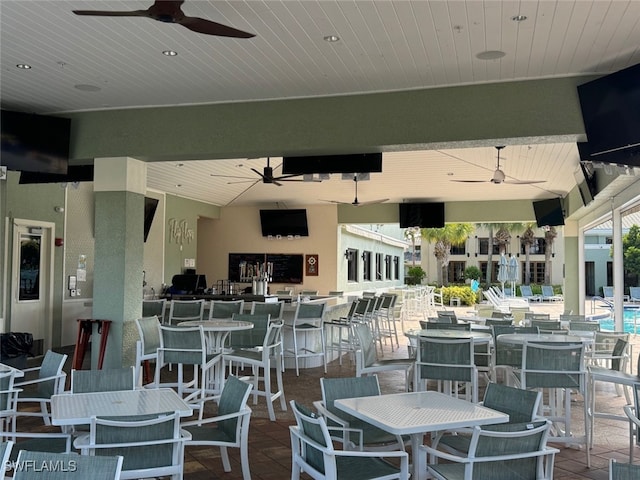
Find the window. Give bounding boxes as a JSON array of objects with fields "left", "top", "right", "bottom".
[
  {"left": 393, "top": 256, "right": 400, "bottom": 280},
  {"left": 385, "top": 255, "right": 392, "bottom": 279},
  {"left": 450, "top": 244, "right": 466, "bottom": 255},
  {"left": 376, "top": 253, "right": 383, "bottom": 280},
  {"left": 19, "top": 233, "right": 41, "bottom": 301},
  {"left": 520, "top": 238, "right": 546, "bottom": 255},
  {"left": 362, "top": 251, "right": 372, "bottom": 281},
  {"left": 346, "top": 249, "right": 358, "bottom": 282},
  {"left": 448, "top": 261, "right": 466, "bottom": 283},
  {"left": 480, "top": 261, "right": 499, "bottom": 283},
  {"left": 528, "top": 262, "right": 546, "bottom": 284},
  {"left": 404, "top": 245, "right": 421, "bottom": 263},
  {"left": 478, "top": 238, "right": 500, "bottom": 255}
]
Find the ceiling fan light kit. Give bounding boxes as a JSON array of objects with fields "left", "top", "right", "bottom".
[{"left": 452, "top": 145, "right": 545, "bottom": 185}]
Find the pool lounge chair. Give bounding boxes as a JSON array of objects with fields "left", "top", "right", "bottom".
[
  {"left": 541, "top": 285, "right": 563, "bottom": 302},
  {"left": 520, "top": 285, "right": 542, "bottom": 302},
  {"left": 483, "top": 288, "right": 529, "bottom": 310},
  {"left": 629, "top": 287, "right": 640, "bottom": 303}
]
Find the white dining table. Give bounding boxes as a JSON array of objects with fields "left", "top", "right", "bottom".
[
  {"left": 51, "top": 388, "right": 193, "bottom": 426},
  {"left": 0, "top": 362, "right": 25, "bottom": 377},
  {"left": 405, "top": 328, "right": 493, "bottom": 344},
  {"left": 497, "top": 333, "right": 593, "bottom": 346},
  {"left": 335, "top": 391, "right": 509, "bottom": 480},
  {"left": 179, "top": 319, "right": 253, "bottom": 354}
]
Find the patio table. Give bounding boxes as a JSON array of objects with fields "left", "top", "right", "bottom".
[
  {"left": 335, "top": 391, "right": 508, "bottom": 480},
  {"left": 178, "top": 319, "right": 253, "bottom": 354},
  {"left": 51, "top": 388, "right": 193, "bottom": 426}
]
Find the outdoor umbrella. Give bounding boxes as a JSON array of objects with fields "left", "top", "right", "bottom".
[
  {"left": 508, "top": 255, "right": 519, "bottom": 295},
  {"left": 497, "top": 255, "right": 509, "bottom": 294}
]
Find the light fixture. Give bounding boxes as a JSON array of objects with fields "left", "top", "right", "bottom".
[
  {"left": 476, "top": 50, "right": 506, "bottom": 60},
  {"left": 162, "top": 50, "right": 178, "bottom": 56},
  {"left": 361, "top": 252, "right": 367, "bottom": 261},
  {"left": 16, "top": 64, "right": 31, "bottom": 69},
  {"left": 511, "top": 14, "right": 527, "bottom": 22},
  {"left": 323, "top": 35, "right": 339, "bottom": 42},
  {"left": 344, "top": 250, "right": 350, "bottom": 260}
]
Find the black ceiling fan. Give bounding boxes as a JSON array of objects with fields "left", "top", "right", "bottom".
[
  {"left": 210, "top": 158, "right": 316, "bottom": 187},
  {"left": 451, "top": 146, "right": 546, "bottom": 185},
  {"left": 322, "top": 174, "right": 388, "bottom": 207},
  {"left": 72, "top": 0, "right": 255, "bottom": 38}
]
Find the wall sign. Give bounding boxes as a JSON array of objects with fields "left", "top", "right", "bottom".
[{"left": 305, "top": 254, "right": 319, "bottom": 276}]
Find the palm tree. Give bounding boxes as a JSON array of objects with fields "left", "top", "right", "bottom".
[
  {"left": 543, "top": 226, "right": 558, "bottom": 285},
  {"left": 421, "top": 223, "right": 474, "bottom": 285},
  {"left": 519, "top": 222, "right": 537, "bottom": 285}
]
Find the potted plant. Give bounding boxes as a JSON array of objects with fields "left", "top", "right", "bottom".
[{"left": 406, "top": 266, "right": 426, "bottom": 285}]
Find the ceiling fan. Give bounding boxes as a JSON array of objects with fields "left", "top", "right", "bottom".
[
  {"left": 72, "top": 0, "right": 255, "bottom": 38},
  {"left": 452, "top": 146, "right": 546, "bottom": 185},
  {"left": 322, "top": 174, "right": 389, "bottom": 207},
  {"left": 210, "top": 157, "right": 315, "bottom": 186}
]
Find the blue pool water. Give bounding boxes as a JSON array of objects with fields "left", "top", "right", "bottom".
[{"left": 599, "top": 306, "right": 640, "bottom": 333}]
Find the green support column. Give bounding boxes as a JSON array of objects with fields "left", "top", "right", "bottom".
[{"left": 92, "top": 157, "right": 146, "bottom": 368}]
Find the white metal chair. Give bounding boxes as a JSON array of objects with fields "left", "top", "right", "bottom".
[
  {"left": 142, "top": 298, "right": 167, "bottom": 321},
  {"left": 423, "top": 420, "right": 558, "bottom": 480},
  {"left": 0, "top": 369, "right": 20, "bottom": 434},
  {"left": 622, "top": 382, "right": 640, "bottom": 462},
  {"left": 167, "top": 299, "right": 205, "bottom": 325},
  {"left": 134, "top": 314, "right": 162, "bottom": 386},
  {"left": 284, "top": 302, "right": 327, "bottom": 376},
  {"left": 325, "top": 299, "right": 360, "bottom": 365},
  {"left": 14, "top": 350, "right": 67, "bottom": 426},
  {"left": 182, "top": 375, "right": 253, "bottom": 480},
  {"left": 0, "top": 441, "right": 13, "bottom": 477},
  {"left": 223, "top": 318, "right": 286, "bottom": 421},
  {"left": 74, "top": 411, "right": 188, "bottom": 480},
  {"left": 13, "top": 449, "right": 123, "bottom": 480},
  {"left": 289, "top": 400, "right": 409, "bottom": 480},
  {"left": 209, "top": 299, "right": 245, "bottom": 320},
  {"left": 609, "top": 458, "right": 640, "bottom": 480}
]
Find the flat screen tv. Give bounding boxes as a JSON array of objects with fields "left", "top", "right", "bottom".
[
  {"left": 143, "top": 197, "right": 159, "bottom": 242},
  {"left": 577, "top": 64, "right": 640, "bottom": 162},
  {"left": 399, "top": 202, "right": 445, "bottom": 228},
  {"left": 533, "top": 198, "right": 565, "bottom": 227},
  {"left": 19, "top": 165, "right": 94, "bottom": 184},
  {"left": 1, "top": 109, "right": 71, "bottom": 174},
  {"left": 574, "top": 162, "right": 598, "bottom": 206},
  {"left": 259, "top": 209, "right": 309, "bottom": 237}
]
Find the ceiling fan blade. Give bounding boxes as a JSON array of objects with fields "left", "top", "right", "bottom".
[
  {"left": 72, "top": 9, "right": 149, "bottom": 17},
  {"left": 451, "top": 179, "right": 490, "bottom": 183},
  {"left": 356, "top": 198, "right": 390, "bottom": 206},
  {"left": 210, "top": 174, "right": 256, "bottom": 180},
  {"left": 250, "top": 168, "right": 266, "bottom": 179},
  {"left": 504, "top": 180, "right": 546, "bottom": 184},
  {"left": 226, "top": 179, "right": 260, "bottom": 184},
  {"left": 179, "top": 16, "right": 255, "bottom": 38}
]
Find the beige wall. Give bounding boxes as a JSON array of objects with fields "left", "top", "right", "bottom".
[{"left": 197, "top": 205, "right": 339, "bottom": 294}]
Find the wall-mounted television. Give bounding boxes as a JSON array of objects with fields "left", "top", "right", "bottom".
[
  {"left": 398, "top": 202, "right": 445, "bottom": 228},
  {"left": 574, "top": 162, "right": 598, "bottom": 207},
  {"left": 533, "top": 198, "right": 565, "bottom": 227},
  {"left": 282, "top": 153, "right": 382, "bottom": 174},
  {"left": 1, "top": 109, "right": 71, "bottom": 174},
  {"left": 19, "top": 165, "right": 94, "bottom": 184},
  {"left": 143, "top": 197, "right": 159, "bottom": 242},
  {"left": 577, "top": 64, "right": 640, "bottom": 163},
  {"left": 259, "top": 209, "right": 309, "bottom": 237}
]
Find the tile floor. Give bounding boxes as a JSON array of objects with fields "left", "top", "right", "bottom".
[{"left": 10, "top": 299, "right": 640, "bottom": 479}]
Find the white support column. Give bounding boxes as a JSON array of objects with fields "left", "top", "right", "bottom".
[{"left": 612, "top": 200, "right": 624, "bottom": 331}]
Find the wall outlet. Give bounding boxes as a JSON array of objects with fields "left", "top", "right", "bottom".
[{"left": 70, "top": 289, "right": 76, "bottom": 297}]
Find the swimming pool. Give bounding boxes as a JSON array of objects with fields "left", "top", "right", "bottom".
[{"left": 599, "top": 306, "right": 640, "bottom": 333}]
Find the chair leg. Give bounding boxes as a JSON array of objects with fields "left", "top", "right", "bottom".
[
  {"left": 263, "top": 364, "right": 276, "bottom": 422},
  {"left": 220, "top": 446, "right": 231, "bottom": 472}
]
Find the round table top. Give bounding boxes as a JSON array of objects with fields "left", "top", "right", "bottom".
[
  {"left": 496, "top": 333, "right": 590, "bottom": 344},
  {"left": 406, "top": 329, "right": 492, "bottom": 342},
  {"left": 179, "top": 320, "right": 253, "bottom": 331}
]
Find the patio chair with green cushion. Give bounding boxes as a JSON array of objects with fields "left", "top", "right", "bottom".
[
  {"left": 13, "top": 450, "right": 123, "bottom": 480},
  {"left": 222, "top": 318, "right": 286, "bottom": 421},
  {"left": 424, "top": 322, "right": 471, "bottom": 331},
  {"left": 622, "top": 382, "right": 640, "bottom": 462},
  {"left": 352, "top": 323, "right": 413, "bottom": 392},
  {"left": 530, "top": 320, "right": 562, "bottom": 333},
  {"left": 71, "top": 367, "right": 135, "bottom": 393},
  {"left": 314, "top": 376, "right": 407, "bottom": 451},
  {"left": 518, "top": 340, "right": 590, "bottom": 467},
  {"left": 142, "top": 298, "right": 167, "bottom": 321},
  {"left": 209, "top": 299, "right": 244, "bottom": 320},
  {"left": 423, "top": 420, "right": 558, "bottom": 480},
  {"left": 167, "top": 299, "right": 205, "bottom": 325},
  {"left": 289, "top": 400, "right": 409, "bottom": 480},
  {"left": 485, "top": 318, "right": 513, "bottom": 327},
  {"left": 181, "top": 375, "right": 253, "bottom": 480},
  {"left": 1, "top": 369, "right": 20, "bottom": 433},
  {"left": 5, "top": 431, "right": 72, "bottom": 462},
  {"left": 134, "top": 315, "right": 162, "bottom": 386},
  {"left": 432, "top": 382, "right": 542, "bottom": 456},
  {"left": 609, "top": 458, "right": 640, "bottom": 480},
  {"left": 73, "top": 411, "right": 189, "bottom": 480},
  {"left": 14, "top": 350, "right": 67, "bottom": 426},
  {"left": 559, "top": 314, "right": 587, "bottom": 323},
  {"left": 283, "top": 302, "right": 327, "bottom": 376},
  {"left": 0, "top": 441, "right": 12, "bottom": 477},
  {"left": 414, "top": 336, "right": 479, "bottom": 403},
  {"left": 569, "top": 321, "right": 601, "bottom": 332}
]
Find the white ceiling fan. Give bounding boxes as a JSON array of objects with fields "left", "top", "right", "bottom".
[
  {"left": 322, "top": 174, "right": 389, "bottom": 207},
  {"left": 452, "top": 146, "right": 546, "bottom": 185}
]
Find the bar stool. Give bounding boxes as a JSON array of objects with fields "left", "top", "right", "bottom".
[{"left": 284, "top": 302, "right": 327, "bottom": 376}]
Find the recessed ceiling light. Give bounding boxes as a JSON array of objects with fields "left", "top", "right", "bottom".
[
  {"left": 162, "top": 50, "right": 178, "bottom": 56},
  {"left": 74, "top": 84, "right": 101, "bottom": 92},
  {"left": 175, "top": 184, "right": 182, "bottom": 188},
  {"left": 476, "top": 50, "right": 506, "bottom": 60},
  {"left": 16, "top": 64, "right": 31, "bottom": 69},
  {"left": 323, "top": 35, "right": 340, "bottom": 43},
  {"left": 511, "top": 15, "right": 528, "bottom": 22},
  {"left": 176, "top": 163, "right": 184, "bottom": 167}
]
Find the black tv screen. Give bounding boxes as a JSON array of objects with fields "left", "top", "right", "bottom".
[
  {"left": 19, "top": 165, "right": 94, "bottom": 184},
  {"left": 282, "top": 153, "right": 382, "bottom": 174},
  {"left": 1, "top": 109, "right": 71, "bottom": 174},
  {"left": 577, "top": 64, "right": 640, "bottom": 159},
  {"left": 574, "top": 162, "right": 598, "bottom": 206},
  {"left": 259, "top": 209, "right": 309, "bottom": 237},
  {"left": 143, "top": 197, "right": 159, "bottom": 242},
  {"left": 533, "top": 198, "right": 565, "bottom": 227},
  {"left": 399, "top": 202, "right": 445, "bottom": 228}
]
